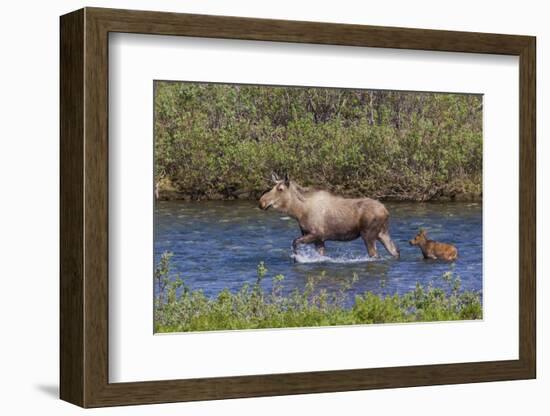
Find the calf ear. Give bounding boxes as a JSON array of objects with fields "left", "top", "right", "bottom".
[
  {"left": 271, "top": 172, "right": 280, "bottom": 183},
  {"left": 283, "top": 173, "right": 290, "bottom": 186}
]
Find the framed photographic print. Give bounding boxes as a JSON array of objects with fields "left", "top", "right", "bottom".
[{"left": 60, "top": 7, "right": 536, "bottom": 408}]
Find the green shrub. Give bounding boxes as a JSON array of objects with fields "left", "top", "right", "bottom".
[
  {"left": 154, "top": 252, "right": 482, "bottom": 332},
  {"left": 154, "top": 83, "right": 482, "bottom": 201}
]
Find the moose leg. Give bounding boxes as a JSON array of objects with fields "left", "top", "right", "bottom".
[
  {"left": 378, "top": 230, "right": 400, "bottom": 258},
  {"left": 292, "top": 234, "right": 319, "bottom": 253},
  {"left": 314, "top": 241, "right": 326, "bottom": 256},
  {"left": 361, "top": 230, "right": 379, "bottom": 258}
]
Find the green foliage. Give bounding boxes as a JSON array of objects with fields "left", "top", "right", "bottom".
[
  {"left": 154, "top": 252, "right": 482, "bottom": 332},
  {"left": 155, "top": 82, "right": 482, "bottom": 201}
]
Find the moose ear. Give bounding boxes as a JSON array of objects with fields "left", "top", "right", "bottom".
[
  {"left": 271, "top": 172, "right": 280, "bottom": 183},
  {"left": 283, "top": 173, "right": 290, "bottom": 186}
]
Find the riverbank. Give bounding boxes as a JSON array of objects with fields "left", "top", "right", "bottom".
[
  {"left": 156, "top": 177, "right": 482, "bottom": 202},
  {"left": 154, "top": 254, "right": 482, "bottom": 333}
]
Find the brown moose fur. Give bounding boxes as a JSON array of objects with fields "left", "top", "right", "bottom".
[
  {"left": 409, "top": 229, "right": 458, "bottom": 261},
  {"left": 259, "top": 173, "right": 399, "bottom": 258}
]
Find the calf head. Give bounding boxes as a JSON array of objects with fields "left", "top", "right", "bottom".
[{"left": 409, "top": 229, "right": 428, "bottom": 246}]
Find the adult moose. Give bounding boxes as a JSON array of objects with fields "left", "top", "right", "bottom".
[{"left": 259, "top": 173, "right": 400, "bottom": 259}]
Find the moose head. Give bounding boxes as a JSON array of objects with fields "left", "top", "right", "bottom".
[
  {"left": 409, "top": 229, "right": 428, "bottom": 246},
  {"left": 258, "top": 172, "right": 292, "bottom": 211}
]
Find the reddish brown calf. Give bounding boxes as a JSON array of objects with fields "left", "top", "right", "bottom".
[{"left": 409, "top": 229, "right": 458, "bottom": 261}]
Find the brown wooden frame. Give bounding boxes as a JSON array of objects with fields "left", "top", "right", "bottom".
[{"left": 60, "top": 7, "right": 536, "bottom": 408}]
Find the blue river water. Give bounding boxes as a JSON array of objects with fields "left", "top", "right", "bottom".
[{"left": 154, "top": 200, "right": 482, "bottom": 302}]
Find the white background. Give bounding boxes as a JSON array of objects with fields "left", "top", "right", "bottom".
[
  {"left": 0, "top": 0, "right": 546, "bottom": 414},
  {"left": 109, "top": 34, "right": 519, "bottom": 382}
]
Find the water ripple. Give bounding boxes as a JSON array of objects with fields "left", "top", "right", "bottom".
[{"left": 154, "top": 200, "right": 482, "bottom": 302}]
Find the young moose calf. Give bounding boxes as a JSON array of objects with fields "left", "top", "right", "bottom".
[{"left": 409, "top": 229, "right": 458, "bottom": 261}]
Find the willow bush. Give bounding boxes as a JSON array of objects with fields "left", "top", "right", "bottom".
[{"left": 155, "top": 82, "right": 482, "bottom": 201}]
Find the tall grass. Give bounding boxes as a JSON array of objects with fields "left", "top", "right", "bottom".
[{"left": 154, "top": 252, "right": 482, "bottom": 333}]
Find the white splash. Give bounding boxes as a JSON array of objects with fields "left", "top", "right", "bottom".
[{"left": 290, "top": 246, "right": 380, "bottom": 264}]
